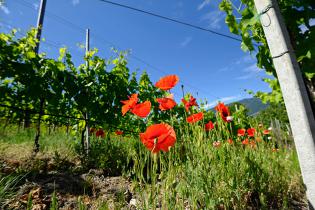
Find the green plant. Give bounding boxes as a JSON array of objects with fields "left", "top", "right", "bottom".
[
  {"left": 49, "top": 190, "right": 58, "bottom": 210},
  {"left": 26, "top": 191, "right": 33, "bottom": 210},
  {"left": 77, "top": 196, "right": 87, "bottom": 210},
  {"left": 0, "top": 174, "right": 23, "bottom": 206},
  {"left": 76, "top": 134, "right": 130, "bottom": 176},
  {"left": 218, "top": 0, "right": 315, "bottom": 107},
  {"left": 52, "top": 151, "right": 74, "bottom": 172},
  {"left": 252, "top": 102, "right": 289, "bottom": 129},
  {"left": 0, "top": 25, "right": 307, "bottom": 209}
]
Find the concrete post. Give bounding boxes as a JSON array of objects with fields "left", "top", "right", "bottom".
[{"left": 253, "top": 0, "right": 315, "bottom": 207}]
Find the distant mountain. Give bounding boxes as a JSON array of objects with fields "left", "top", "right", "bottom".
[
  {"left": 228, "top": 98, "right": 269, "bottom": 115},
  {"left": 209, "top": 98, "right": 269, "bottom": 116}
]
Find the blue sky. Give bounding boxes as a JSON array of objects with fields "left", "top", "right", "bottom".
[{"left": 0, "top": 0, "right": 272, "bottom": 108}]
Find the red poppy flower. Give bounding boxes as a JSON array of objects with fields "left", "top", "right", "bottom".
[
  {"left": 140, "top": 123, "right": 176, "bottom": 153},
  {"left": 131, "top": 101, "right": 151, "bottom": 118},
  {"left": 96, "top": 129, "right": 105, "bottom": 138},
  {"left": 263, "top": 129, "right": 270, "bottom": 135},
  {"left": 242, "top": 138, "right": 249, "bottom": 145},
  {"left": 121, "top": 94, "right": 138, "bottom": 116},
  {"left": 156, "top": 98, "right": 177, "bottom": 111},
  {"left": 155, "top": 75, "right": 179, "bottom": 91},
  {"left": 115, "top": 130, "right": 123, "bottom": 135},
  {"left": 247, "top": 128, "right": 256, "bottom": 137},
  {"left": 186, "top": 112, "right": 204, "bottom": 123},
  {"left": 249, "top": 140, "right": 256, "bottom": 148},
  {"left": 89, "top": 128, "right": 96, "bottom": 134},
  {"left": 205, "top": 121, "right": 214, "bottom": 131},
  {"left": 227, "top": 139, "right": 233, "bottom": 144},
  {"left": 272, "top": 148, "right": 279, "bottom": 152},
  {"left": 182, "top": 96, "right": 198, "bottom": 112},
  {"left": 215, "top": 102, "right": 230, "bottom": 122},
  {"left": 213, "top": 141, "right": 221, "bottom": 148},
  {"left": 237, "top": 129, "right": 246, "bottom": 137}
]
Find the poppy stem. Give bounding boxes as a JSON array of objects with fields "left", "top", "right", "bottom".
[{"left": 150, "top": 153, "right": 158, "bottom": 208}]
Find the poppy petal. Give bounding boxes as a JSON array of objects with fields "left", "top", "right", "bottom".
[
  {"left": 247, "top": 128, "right": 256, "bottom": 137},
  {"left": 140, "top": 123, "right": 176, "bottom": 153},
  {"left": 182, "top": 96, "right": 198, "bottom": 112},
  {"left": 121, "top": 94, "right": 138, "bottom": 115},
  {"left": 186, "top": 112, "right": 204, "bottom": 123},
  {"left": 115, "top": 130, "right": 123, "bottom": 135},
  {"left": 156, "top": 98, "right": 177, "bottom": 111},
  {"left": 205, "top": 121, "right": 214, "bottom": 131},
  {"left": 215, "top": 102, "right": 230, "bottom": 122},
  {"left": 131, "top": 101, "right": 151, "bottom": 118},
  {"left": 143, "top": 124, "right": 168, "bottom": 139},
  {"left": 155, "top": 75, "right": 179, "bottom": 91},
  {"left": 263, "top": 130, "right": 270, "bottom": 135},
  {"left": 237, "top": 129, "right": 246, "bottom": 137},
  {"left": 140, "top": 133, "right": 155, "bottom": 151},
  {"left": 96, "top": 129, "right": 105, "bottom": 138},
  {"left": 122, "top": 104, "right": 130, "bottom": 116}
]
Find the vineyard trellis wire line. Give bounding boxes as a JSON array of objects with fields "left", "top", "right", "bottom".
[
  {"left": 0, "top": 114, "right": 79, "bottom": 126},
  {"left": 97, "top": 0, "right": 257, "bottom": 45},
  {"left": 0, "top": 104, "right": 138, "bottom": 135},
  {"left": 14, "top": 0, "right": 226, "bottom": 101},
  {"left": 1, "top": 22, "right": 244, "bottom": 110},
  {"left": 0, "top": 21, "right": 83, "bottom": 57}
]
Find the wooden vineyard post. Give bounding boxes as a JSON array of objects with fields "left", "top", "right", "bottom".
[{"left": 253, "top": 0, "right": 315, "bottom": 207}]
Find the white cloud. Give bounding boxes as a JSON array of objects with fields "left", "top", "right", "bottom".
[
  {"left": 218, "top": 54, "right": 254, "bottom": 72},
  {"left": 72, "top": 0, "right": 80, "bottom": 6},
  {"left": 197, "top": 0, "right": 211, "bottom": 11},
  {"left": 33, "top": 3, "right": 39, "bottom": 10},
  {"left": 180, "top": 36, "right": 192, "bottom": 47},
  {"left": 172, "top": 1, "right": 184, "bottom": 18},
  {"left": 244, "top": 64, "right": 260, "bottom": 73},
  {"left": 0, "top": 5, "right": 10, "bottom": 14},
  {"left": 201, "top": 10, "right": 225, "bottom": 29},
  {"left": 235, "top": 64, "right": 263, "bottom": 80},
  {"left": 204, "top": 95, "right": 242, "bottom": 109},
  {"left": 235, "top": 54, "right": 253, "bottom": 65},
  {"left": 235, "top": 75, "right": 254, "bottom": 80}
]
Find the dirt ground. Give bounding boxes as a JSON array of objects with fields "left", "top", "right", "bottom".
[{"left": 0, "top": 155, "right": 138, "bottom": 210}]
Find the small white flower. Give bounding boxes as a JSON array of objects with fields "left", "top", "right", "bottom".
[
  {"left": 226, "top": 116, "right": 233, "bottom": 122},
  {"left": 129, "top": 198, "right": 137, "bottom": 207},
  {"left": 268, "top": 127, "right": 272, "bottom": 131},
  {"left": 268, "top": 136, "right": 272, "bottom": 140},
  {"left": 213, "top": 141, "right": 221, "bottom": 148}
]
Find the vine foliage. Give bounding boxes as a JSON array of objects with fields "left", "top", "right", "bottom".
[{"left": 219, "top": 0, "right": 315, "bottom": 106}]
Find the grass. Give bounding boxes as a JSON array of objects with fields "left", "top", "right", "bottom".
[
  {"left": 0, "top": 116, "right": 307, "bottom": 209},
  {"left": 0, "top": 125, "right": 76, "bottom": 162},
  {"left": 0, "top": 173, "right": 24, "bottom": 207},
  {"left": 127, "top": 125, "right": 306, "bottom": 209}
]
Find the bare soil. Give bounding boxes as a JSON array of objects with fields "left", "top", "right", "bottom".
[{"left": 0, "top": 156, "right": 138, "bottom": 210}]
